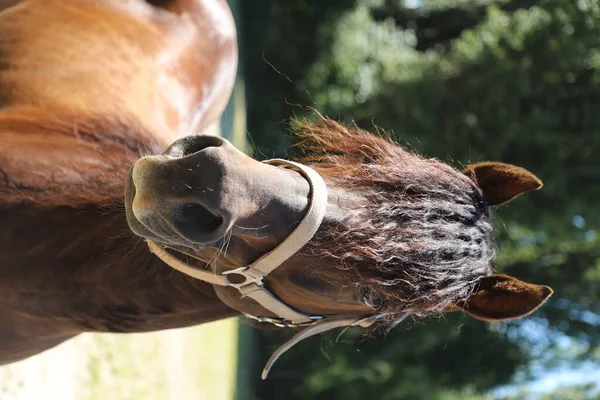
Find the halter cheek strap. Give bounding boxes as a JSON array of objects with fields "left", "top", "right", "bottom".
[{"left": 146, "top": 158, "right": 393, "bottom": 379}]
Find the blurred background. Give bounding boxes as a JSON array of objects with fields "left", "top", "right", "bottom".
[{"left": 1, "top": 0, "right": 599, "bottom": 399}]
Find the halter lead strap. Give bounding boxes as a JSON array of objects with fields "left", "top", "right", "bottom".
[{"left": 261, "top": 313, "right": 398, "bottom": 379}]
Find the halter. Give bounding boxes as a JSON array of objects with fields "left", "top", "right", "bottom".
[{"left": 146, "top": 158, "right": 397, "bottom": 379}]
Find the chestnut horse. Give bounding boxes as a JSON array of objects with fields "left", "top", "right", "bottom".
[
  {"left": 0, "top": 0, "right": 552, "bottom": 376},
  {"left": 0, "top": 0, "right": 238, "bottom": 363}
]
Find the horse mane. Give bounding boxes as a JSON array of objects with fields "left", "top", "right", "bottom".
[{"left": 292, "top": 118, "right": 495, "bottom": 323}]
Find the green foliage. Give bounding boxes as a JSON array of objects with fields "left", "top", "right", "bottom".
[
  {"left": 303, "top": 0, "right": 600, "bottom": 238},
  {"left": 254, "top": 314, "right": 525, "bottom": 400},
  {"left": 239, "top": 0, "right": 359, "bottom": 158},
  {"left": 240, "top": 0, "right": 600, "bottom": 398}
]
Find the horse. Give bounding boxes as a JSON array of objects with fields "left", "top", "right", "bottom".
[
  {"left": 0, "top": 0, "right": 552, "bottom": 378},
  {"left": 0, "top": 0, "right": 238, "bottom": 363}
]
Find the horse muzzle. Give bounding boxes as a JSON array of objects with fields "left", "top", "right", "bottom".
[{"left": 124, "top": 135, "right": 237, "bottom": 245}]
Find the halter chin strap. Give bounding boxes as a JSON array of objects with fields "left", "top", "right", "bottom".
[{"left": 146, "top": 158, "right": 392, "bottom": 379}]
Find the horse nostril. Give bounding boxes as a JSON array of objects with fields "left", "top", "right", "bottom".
[
  {"left": 145, "top": 0, "right": 179, "bottom": 13},
  {"left": 166, "top": 202, "right": 226, "bottom": 243},
  {"left": 162, "top": 135, "right": 225, "bottom": 159}
]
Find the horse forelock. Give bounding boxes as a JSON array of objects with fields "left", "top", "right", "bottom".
[{"left": 292, "top": 118, "right": 495, "bottom": 323}]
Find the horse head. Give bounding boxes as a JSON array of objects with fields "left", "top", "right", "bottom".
[{"left": 125, "top": 118, "right": 553, "bottom": 376}]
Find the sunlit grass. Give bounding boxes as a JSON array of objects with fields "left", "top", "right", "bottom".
[{"left": 0, "top": 319, "right": 239, "bottom": 400}]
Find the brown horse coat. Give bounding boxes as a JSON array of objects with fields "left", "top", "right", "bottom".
[{"left": 0, "top": 0, "right": 239, "bottom": 363}]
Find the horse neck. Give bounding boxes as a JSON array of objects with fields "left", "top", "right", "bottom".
[{"left": 0, "top": 203, "right": 238, "bottom": 333}]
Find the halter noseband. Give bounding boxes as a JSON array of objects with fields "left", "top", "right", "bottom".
[{"left": 146, "top": 158, "right": 396, "bottom": 379}]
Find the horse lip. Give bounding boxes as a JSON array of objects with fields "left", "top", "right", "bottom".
[{"left": 124, "top": 167, "right": 144, "bottom": 234}]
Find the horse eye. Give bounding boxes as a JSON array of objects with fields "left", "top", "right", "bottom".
[{"left": 361, "top": 288, "right": 384, "bottom": 310}]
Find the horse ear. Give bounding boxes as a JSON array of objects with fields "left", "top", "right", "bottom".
[
  {"left": 462, "top": 162, "right": 543, "bottom": 206},
  {"left": 460, "top": 274, "right": 553, "bottom": 322}
]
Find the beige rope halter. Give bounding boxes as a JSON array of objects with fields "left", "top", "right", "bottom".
[{"left": 147, "top": 158, "right": 394, "bottom": 379}]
